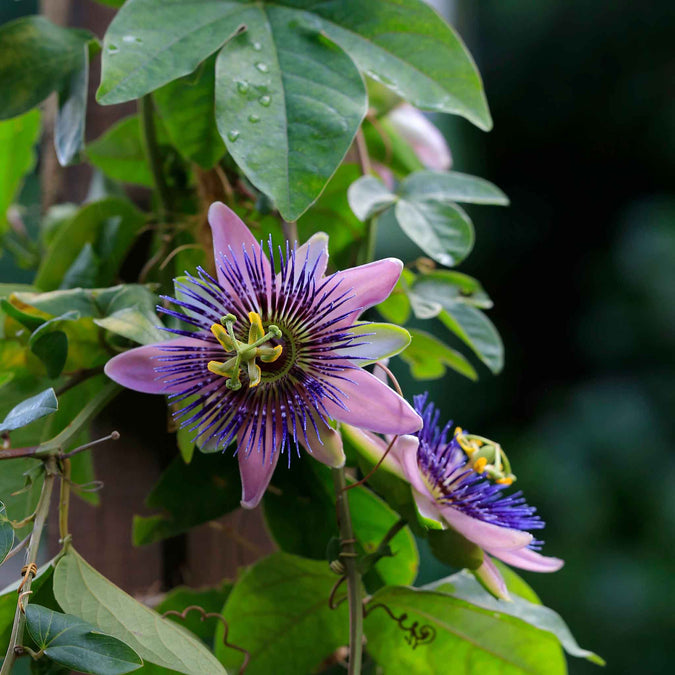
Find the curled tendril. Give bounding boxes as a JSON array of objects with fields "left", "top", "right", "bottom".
[
  {"left": 162, "top": 605, "right": 250, "bottom": 674},
  {"left": 364, "top": 603, "right": 437, "bottom": 650}
]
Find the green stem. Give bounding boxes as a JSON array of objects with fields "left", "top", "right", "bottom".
[
  {"left": 139, "top": 94, "right": 172, "bottom": 221},
  {"left": 282, "top": 220, "right": 298, "bottom": 242},
  {"left": 332, "top": 467, "right": 363, "bottom": 675},
  {"left": 0, "top": 456, "right": 58, "bottom": 675},
  {"left": 374, "top": 517, "right": 406, "bottom": 558}
]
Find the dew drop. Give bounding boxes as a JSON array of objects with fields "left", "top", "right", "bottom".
[
  {"left": 248, "top": 114, "right": 260, "bottom": 123},
  {"left": 253, "top": 42, "right": 262, "bottom": 51},
  {"left": 236, "top": 80, "right": 250, "bottom": 94},
  {"left": 107, "top": 44, "right": 119, "bottom": 54},
  {"left": 227, "top": 130, "right": 240, "bottom": 142},
  {"left": 259, "top": 95, "right": 271, "bottom": 107},
  {"left": 255, "top": 62, "right": 269, "bottom": 73},
  {"left": 122, "top": 35, "right": 142, "bottom": 44}
]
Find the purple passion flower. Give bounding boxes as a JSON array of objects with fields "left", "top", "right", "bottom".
[
  {"left": 345, "top": 392, "right": 562, "bottom": 599},
  {"left": 105, "top": 203, "right": 422, "bottom": 507}
]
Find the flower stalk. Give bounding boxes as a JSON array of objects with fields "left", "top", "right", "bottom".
[
  {"left": 332, "top": 466, "right": 363, "bottom": 675},
  {"left": 0, "top": 456, "right": 58, "bottom": 675}
]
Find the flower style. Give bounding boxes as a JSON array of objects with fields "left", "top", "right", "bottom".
[
  {"left": 386, "top": 102, "right": 453, "bottom": 171},
  {"left": 104, "top": 203, "right": 422, "bottom": 507},
  {"left": 346, "top": 392, "right": 563, "bottom": 599}
]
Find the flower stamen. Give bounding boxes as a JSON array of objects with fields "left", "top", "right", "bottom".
[
  {"left": 207, "top": 312, "right": 283, "bottom": 390},
  {"left": 455, "top": 427, "right": 516, "bottom": 485}
]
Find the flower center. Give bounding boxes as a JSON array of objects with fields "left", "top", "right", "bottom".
[
  {"left": 207, "top": 312, "right": 283, "bottom": 390},
  {"left": 454, "top": 427, "right": 516, "bottom": 485}
]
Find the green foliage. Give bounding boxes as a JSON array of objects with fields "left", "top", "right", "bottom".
[
  {"left": 0, "top": 16, "right": 93, "bottom": 121},
  {"left": 364, "top": 585, "right": 566, "bottom": 674},
  {"left": 132, "top": 452, "right": 241, "bottom": 545},
  {"left": 215, "top": 552, "right": 348, "bottom": 675},
  {"left": 0, "top": 110, "right": 40, "bottom": 236},
  {"left": 0, "top": 388, "right": 57, "bottom": 433},
  {"left": 53, "top": 549, "right": 227, "bottom": 675},
  {"left": 400, "top": 328, "right": 478, "bottom": 381},
  {"left": 25, "top": 604, "right": 143, "bottom": 675}
]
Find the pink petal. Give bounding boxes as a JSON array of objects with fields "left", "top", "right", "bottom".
[
  {"left": 474, "top": 556, "right": 510, "bottom": 601},
  {"left": 208, "top": 202, "right": 270, "bottom": 288},
  {"left": 104, "top": 338, "right": 206, "bottom": 394},
  {"left": 440, "top": 505, "right": 533, "bottom": 552},
  {"left": 324, "top": 367, "right": 422, "bottom": 434},
  {"left": 398, "top": 437, "right": 434, "bottom": 499},
  {"left": 294, "top": 232, "right": 329, "bottom": 283},
  {"left": 237, "top": 418, "right": 281, "bottom": 509},
  {"left": 327, "top": 258, "right": 403, "bottom": 326},
  {"left": 387, "top": 103, "right": 452, "bottom": 171},
  {"left": 490, "top": 547, "right": 564, "bottom": 573},
  {"left": 413, "top": 491, "right": 443, "bottom": 524},
  {"left": 297, "top": 414, "right": 345, "bottom": 468}
]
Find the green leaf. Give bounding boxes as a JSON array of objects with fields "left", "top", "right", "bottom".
[
  {"left": 300, "top": 0, "right": 492, "bottom": 129},
  {"left": 153, "top": 55, "right": 225, "bottom": 169},
  {"left": 132, "top": 453, "right": 240, "bottom": 546},
  {"left": 364, "top": 586, "right": 566, "bottom": 674},
  {"left": 440, "top": 303, "right": 504, "bottom": 374},
  {"left": 53, "top": 549, "right": 228, "bottom": 675},
  {"left": 411, "top": 270, "right": 493, "bottom": 310},
  {"left": 0, "top": 109, "right": 41, "bottom": 235},
  {"left": 55, "top": 44, "right": 91, "bottom": 166},
  {"left": 393, "top": 198, "right": 474, "bottom": 267},
  {"left": 0, "top": 388, "right": 57, "bottom": 433},
  {"left": 154, "top": 584, "right": 232, "bottom": 645},
  {"left": 94, "top": 308, "right": 163, "bottom": 345},
  {"left": 215, "top": 8, "right": 367, "bottom": 220},
  {"left": 0, "top": 16, "right": 92, "bottom": 120},
  {"left": 214, "top": 552, "right": 348, "bottom": 675},
  {"left": 263, "top": 460, "right": 418, "bottom": 589},
  {"left": 348, "top": 322, "right": 411, "bottom": 365},
  {"left": 86, "top": 116, "right": 155, "bottom": 187},
  {"left": 60, "top": 243, "right": 101, "bottom": 289},
  {"left": 400, "top": 328, "right": 477, "bottom": 381},
  {"left": 429, "top": 570, "right": 605, "bottom": 665},
  {"left": 0, "top": 502, "right": 14, "bottom": 566},
  {"left": 34, "top": 198, "right": 145, "bottom": 291},
  {"left": 25, "top": 604, "right": 143, "bottom": 675},
  {"left": 400, "top": 170, "right": 509, "bottom": 205},
  {"left": 348, "top": 175, "right": 397, "bottom": 221}
]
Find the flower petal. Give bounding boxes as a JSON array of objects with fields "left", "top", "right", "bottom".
[
  {"left": 387, "top": 103, "right": 452, "bottom": 171},
  {"left": 327, "top": 258, "right": 403, "bottom": 325},
  {"left": 295, "top": 232, "right": 329, "bottom": 283},
  {"left": 297, "top": 414, "right": 345, "bottom": 468},
  {"left": 324, "top": 367, "right": 422, "bottom": 434},
  {"left": 208, "top": 202, "right": 270, "bottom": 287},
  {"left": 440, "top": 505, "right": 533, "bottom": 552},
  {"left": 104, "top": 338, "right": 206, "bottom": 394},
  {"left": 474, "top": 556, "right": 511, "bottom": 601},
  {"left": 237, "top": 418, "right": 281, "bottom": 509},
  {"left": 348, "top": 323, "right": 411, "bottom": 365},
  {"left": 398, "top": 437, "right": 435, "bottom": 499},
  {"left": 490, "top": 547, "right": 564, "bottom": 573}
]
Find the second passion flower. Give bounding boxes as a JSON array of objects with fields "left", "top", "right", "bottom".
[{"left": 105, "top": 203, "right": 422, "bottom": 507}]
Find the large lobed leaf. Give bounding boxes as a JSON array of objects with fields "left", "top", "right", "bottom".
[{"left": 98, "top": 0, "right": 490, "bottom": 219}]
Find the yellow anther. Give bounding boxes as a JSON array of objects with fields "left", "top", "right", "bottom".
[
  {"left": 208, "top": 360, "right": 234, "bottom": 377},
  {"left": 496, "top": 477, "right": 514, "bottom": 486},
  {"left": 473, "top": 457, "right": 488, "bottom": 473},
  {"left": 247, "top": 361, "right": 262, "bottom": 388},
  {"left": 248, "top": 311, "right": 265, "bottom": 342},
  {"left": 211, "top": 323, "right": 234, "bottom": 351},
  {"left": 454, "top": 426, "right": 463, "bottom": 436},
  {"left": 259, "top": 344, "right": 283, "bottom": 363}
]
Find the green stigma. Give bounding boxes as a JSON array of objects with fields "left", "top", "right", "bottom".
[
  {"left": 454, "top": 427, "right": 516, "bottom": 485},
  {"left": 207, "top": 312, "right": 283, "bottom": 390}
]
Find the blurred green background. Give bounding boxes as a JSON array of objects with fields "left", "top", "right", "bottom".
[{"left": 379, "top": 1, "right": 675, "bottom": 673}]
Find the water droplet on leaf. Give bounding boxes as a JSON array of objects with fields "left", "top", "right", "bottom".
[
  {"left": 227, "top": 130, "right": 240, "bottom": 142},
  {"left": 259, "top": 95, "right": 271, "bottom": 107},
  {"left": 248, "top": 114, "right": 260, "bottom": 123},
  {"left": 253, "top": 42, "right": 262, "bottom": 51},
  {"left": 236, "top": 81, "right": 249, "bottom": 94},
  {"left": 107, "top": 44, "right": 119, "bottom": 54},
  {"left": 255, "top": 62, "right": 269, "bottom": 73}
]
